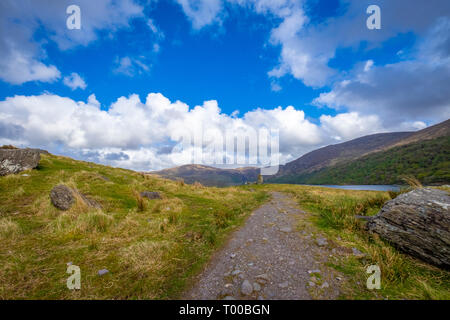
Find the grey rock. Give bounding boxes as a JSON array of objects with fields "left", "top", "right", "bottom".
[
  {"left": 140, "top": 191, "right": 162, "bottom": 200},
  {"left": 316, "top": 237, "right": 328, "bottom": 247},
  {"left": 253, "top": 282, "right": 261, "bottom": 292},
  {"left": 50, "top": 184, "right": 101, "bottom": 211},
  {"left": 352, "top": 247, "right": 366, "bottom": 258},
  {"left": 321, "top": 282, "right": 329, "bottom": 289},
  {"left": 366, "top": 188, "right": 450, "bottom": 268},
  {"left": 280, "top": 227, "right": 292, "bottom": 233},
  {"left": 308, "top": 281, "right": 315, "bottom": 287},
  {"left": 241, "top": 280, "right": 253, "bottom": 295},
  {"left": 98, "top": 269, "right": 109, "bottom": 276},
  {"left": 223, "top": 296, "right": 236, "bottom": 300},
  {"left": 278, "top": 281, "right": 289, "bottom": 288},
  {"left": 232, "top": 269, "right": 241, "bottom": 276},
  {"left": 0, "top": 148, "right": 41, "bottom": 176},
  {"left": 50, "top": 185, "right": 75, "bottom": 211},
  {"left": 308, "top": 269, "right": 321, "bottom": 274}
]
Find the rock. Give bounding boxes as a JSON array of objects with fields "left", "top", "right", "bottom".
[
  {"left": 280, "top": 227, "right": 292, "bottom": 233},
  {"left": 366, "top": 188, "right": 450, "bottom": 268},
  {"left": 140, "top": 191, "right": 162, "bottom": 200},
  {"left": 316, "top": 237, "right": 328, "bottom": 247},
  {"left": 0, "top": 148, "right": 41, "bottom": 176},
  {"left": 50, "top": 185, "right": 75, "bottom": 211},
  {"left": 241, "top": 280, "right": 253, "bottom": 295},
  {"left": 278, "top": 281, "right": 289, "bottom": 288},
  {"left": 232, "top": 269, "right": 241, "bottom": 276},
  {"left": 308, "top": 269, "right": 321, "bottom": 274},
  {"left": 98, "top": 269, "right": 109, "bottom": 276},
  {"left": 308, "top": 281, "right": 315, "bottom": 287},
  {"left": 352, "top": 247, "right": 366, "bottom": 258},
  {"left": 321, "top": 282, "right": 329, "bottom": 289},
  {"left": 223, "top": 296, "right": 236, "bottom": 300},
  {"left": 255, "top": 274, "right": 269, "bottom": 282},
  {"left": 253, "top": 282, "right": 261, "bottom": 292},
  {"left": 50, "top": 184, "right": 101, "bottom": 211}
]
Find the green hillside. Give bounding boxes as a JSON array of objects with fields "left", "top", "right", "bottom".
[
  {"left": 0, "top": 153, "right": 267, "bottom": 299},
  {"left": 270, "top": 136, "right": 450, "bottom": 185}
]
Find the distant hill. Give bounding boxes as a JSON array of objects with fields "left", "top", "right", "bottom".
[
  {"left": 150, "top": 164, "right": 259, "bottom": 187},
  {"left": 150, "top": 119, "right": 450, "bottom": 186},
  {"left": 268, "top": 119, "right": 450, "bottom": 185}
]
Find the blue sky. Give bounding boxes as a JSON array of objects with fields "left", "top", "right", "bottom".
[{"left": 0, "top": 0, "right": 449, "bottom": 170}]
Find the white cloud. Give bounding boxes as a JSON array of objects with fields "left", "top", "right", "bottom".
[
  {"left": 175, "top": 0, "right": 224, "bottom": 29},
  {"left": 0, "top": 0, "right": 143, "bottom": 85},
  {"left": 0, "top": 91, "right": 395, "bottom": 171},
  {"left": 63, "top": 73, "right": 87, "bottom": 90},
  {"left": 113, "top": 56, "right": 151, "bottom": 76},
  {"left": 314, "top": 17, "right": 450, "bottom": 127}
]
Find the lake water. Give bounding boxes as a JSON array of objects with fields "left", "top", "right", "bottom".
[{"left": 303, "top": 185, "right": 401, "bottom": 192}]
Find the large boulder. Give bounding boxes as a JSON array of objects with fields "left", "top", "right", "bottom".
[
  {"left": 0, "top": 148, "right": 41, "bottom": 175},
  {"left": 50, "top": 184, "right": 101, "bottom": 211},
  {"left": 366, "top": 188, "right": 450, "bottom": 268}
]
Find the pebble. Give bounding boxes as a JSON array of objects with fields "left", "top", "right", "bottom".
[
  {"left": 308, "top": 269, "right": 321, "bottom": 274},
  {"left": 308, "top": 281, "right": 315, "bottom": 287},
  {"left": 316, "top": 238, "right": 328, "bottom": 247},
  {"left": 352, "top": 247, "right": 366, "bottom": 258},
  {"left": 280, "top": 227, "right": 292, "bottom": 233},
  {"left": 98, "top": 269, "right": 109, "bottom": 276},
  {"left": 232, "top": 269, "right": 241, "bottom": 276},
  {"left": 253, "top": 282, "right": 261, "bottom": 292},
  {"left": 241, "top": 280, "right": 253, "bottom": 295},
  {"left": 223, "top": 296, "right": 236, "bottom": 300},
  {"left": 321, "top": 282, "right": 329, "bottom": 289},
  {"left": 230, "top": 253, "right": 236, "bottom": 259},
  {"left": 279, "top": 281, "right": 289, "bottom": 288}
]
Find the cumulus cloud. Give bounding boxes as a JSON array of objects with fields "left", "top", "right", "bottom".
[
  {"left": 63, "top": 73, "right": 87, "bottom": 90},
  {"left": 314, "top": 17, "right": 450, "bottom": 127},
  {"left": 0, "top": 0, "right": 143, "bottom": 85},
  {"left": 0, "top": 92, "right": 390, "bottom": 171}
]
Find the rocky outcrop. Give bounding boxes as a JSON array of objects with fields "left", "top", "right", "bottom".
[
  {"left": 50, "top": 184, "right": 101, "bottom": 211},
  {"left": 0, "top": 148, "right": 42, "bottom": 175},
  {"left": 366, "top": 188, "right": 450, "bottom": 268}
]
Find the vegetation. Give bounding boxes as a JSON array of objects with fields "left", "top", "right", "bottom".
[
  {"left": 270, "top": 136, "right": 450, "bottom": 185},
  {"left": 259, "top": 184, "right": 450, "bottom": 300},
  {"left": 0, "top": 154, "right": 267, "bottom": 299}
]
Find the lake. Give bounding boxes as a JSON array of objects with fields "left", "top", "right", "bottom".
[{"left": 303, "top": 185, "right": 401, "bottom": 192}]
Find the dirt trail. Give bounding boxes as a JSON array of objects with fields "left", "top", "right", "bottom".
[{"left": 184, "top": 192, "right": 343, "bottom": 300}]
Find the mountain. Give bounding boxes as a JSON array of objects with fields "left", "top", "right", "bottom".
[
  {"left": 268, "top": 119, "right": 450, "bottom": 185},
  {"left": 150, "top": 119, "right": 450, "bottom": 186},
  {"left": 150, "top": 164, "right": 259, "bottom": 187}
]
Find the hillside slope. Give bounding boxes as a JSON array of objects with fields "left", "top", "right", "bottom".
[
  {"left": 271, "top": 135, "right": 450, "bottom": 185},
  {"left": 0, "top": 153, "right": 267, "bottom": 299},
  {"left": 268, "top": 119, "right": 450, "bottom": 184}
]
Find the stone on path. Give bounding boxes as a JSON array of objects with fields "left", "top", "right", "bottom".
[{"left": 241, "top": 280, "right": 253, "bottom": 295}]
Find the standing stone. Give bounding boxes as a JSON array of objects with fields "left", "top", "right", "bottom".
[{"left": 366, "top": 188, "right": 450, "bottom": 268}]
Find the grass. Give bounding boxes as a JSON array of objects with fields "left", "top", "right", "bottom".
[
  {"left": 258, "top": 184, "right": 450, "bottom": 300},
  {"left": 1, "top": 152, "right": 448, "bottom": 300},
  {"left": 0, "top": 154, "right": 268, "bottom": 299}
]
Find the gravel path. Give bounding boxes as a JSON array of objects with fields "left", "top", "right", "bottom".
[{"left": 184, "top": 192, "right": 343, "bottom": 300}]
